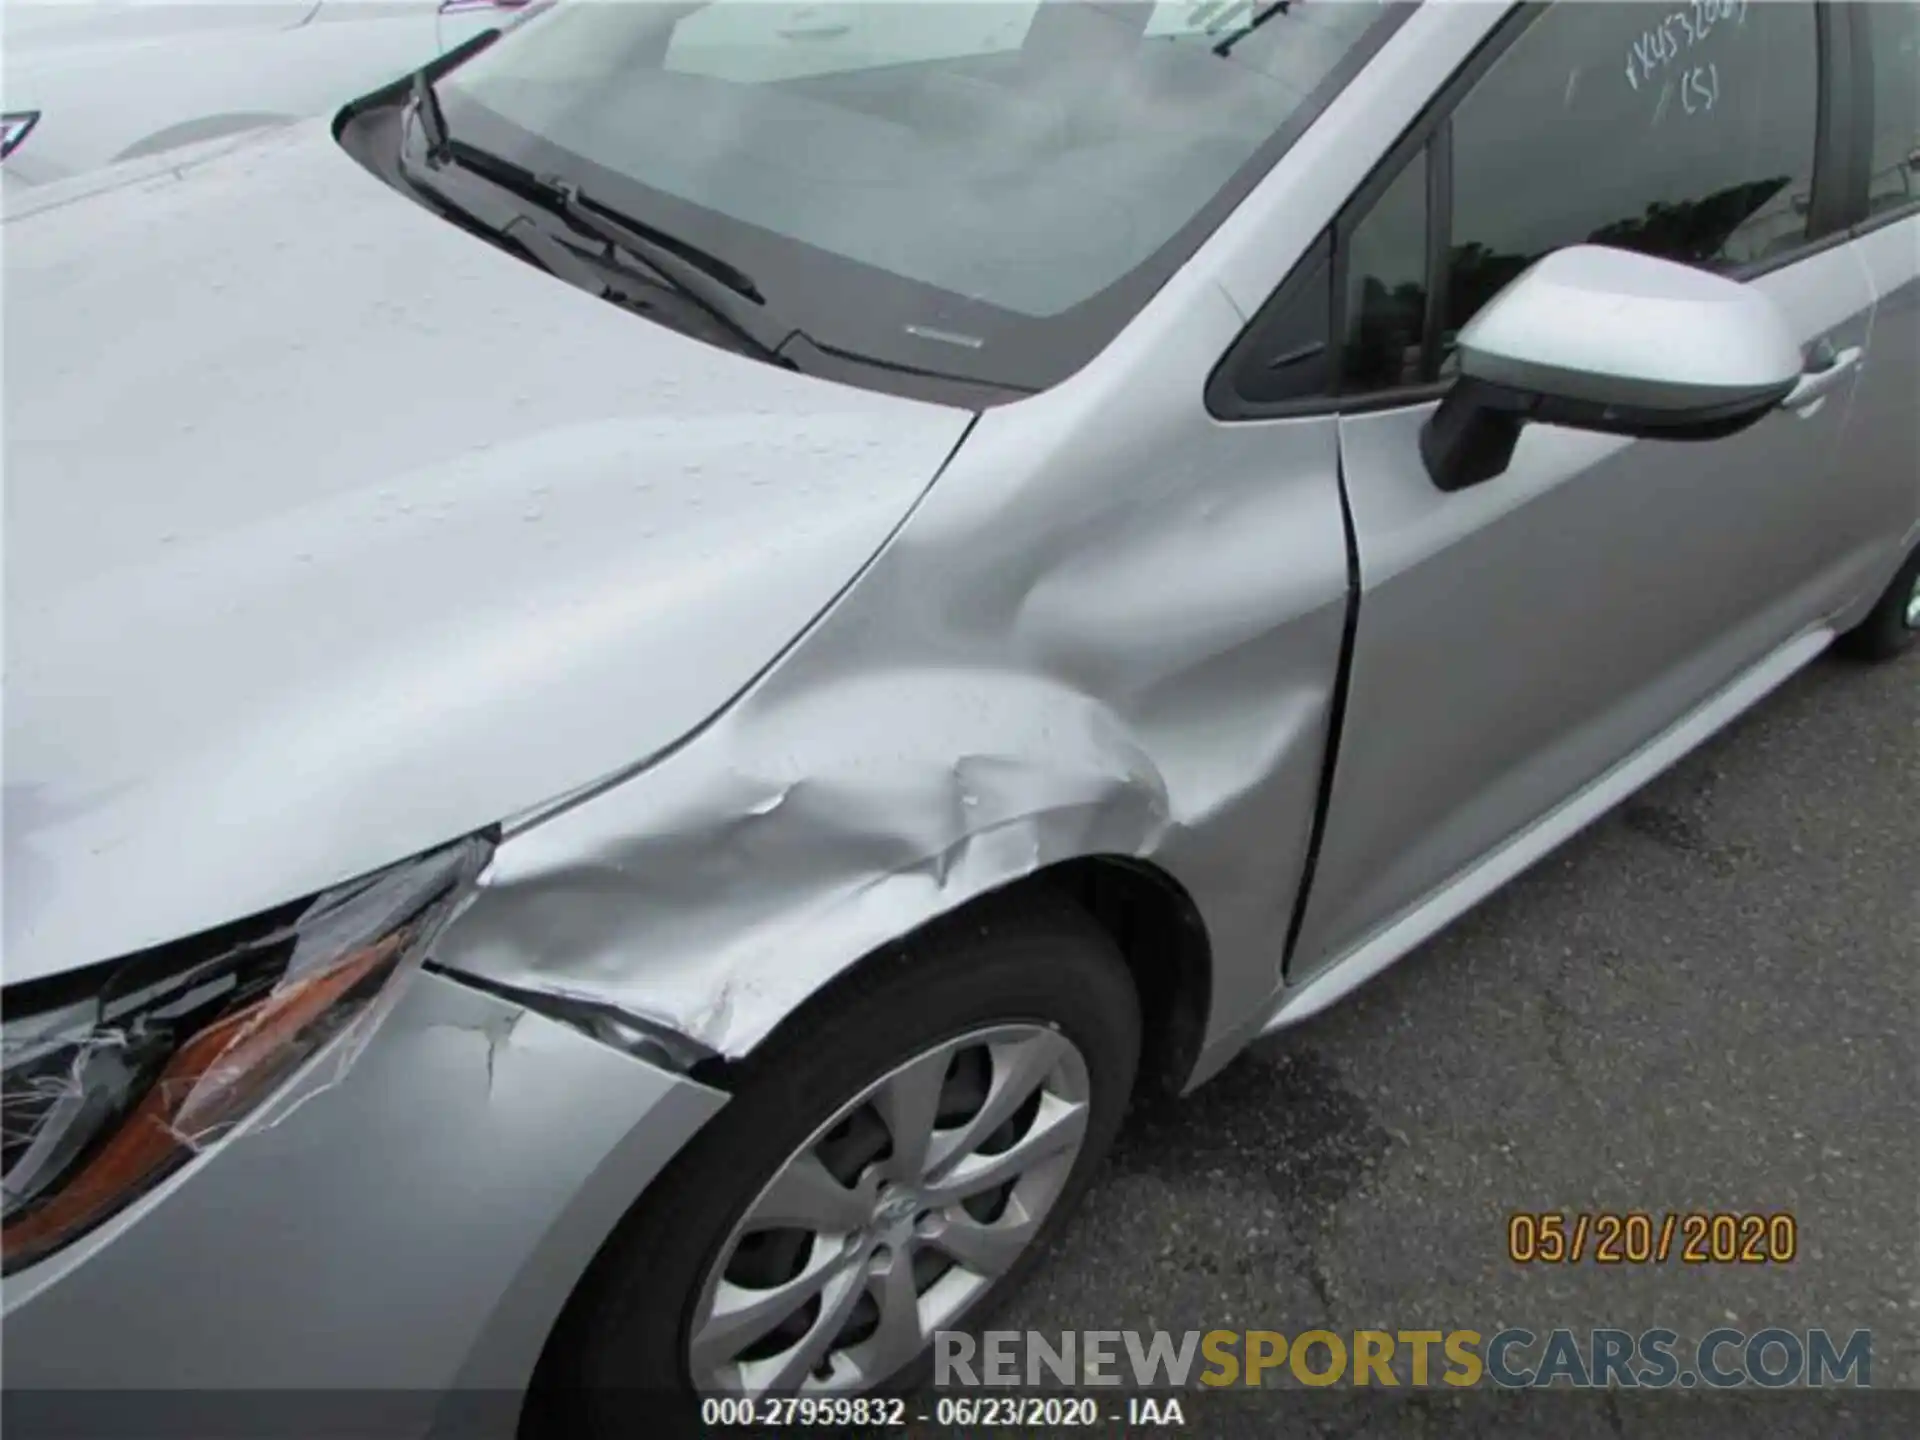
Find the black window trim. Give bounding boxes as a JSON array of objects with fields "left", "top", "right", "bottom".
[
  {"left": 1210, "top": 0, "right": 1863, "bottom": 424},
  {"left": 1417, "top": 113, "right": 1453, "bottom": 383},
  {"left": 1845, "top": 0, "right": 1920, "bottom": 238}
]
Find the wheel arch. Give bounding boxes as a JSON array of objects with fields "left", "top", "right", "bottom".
[
  {"left": 1021, "top": 856, "right": 1213, "bottom": 1098},
  {"left": 682, "top": 856, "right": 1215, "bottom": 1102}
]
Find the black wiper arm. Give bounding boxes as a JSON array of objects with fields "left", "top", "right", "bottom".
[
  {"left": 399, "top": 136, "right": 617, "bottom": 299},
  {"left": 1213, "top": 0, "right": 1290, "bottom": 57},
  {"left": 403, "top": 56, "right": 757, "bottom": 306},
  {"left": 534, "top": 177, "right": 791, "bottom": 365},
  {"left": 427, "top": 135, "right": 791, "bottom": 365},
  {"left": 412, "top": 68, "right": 452, "bottom": 165},
  {"left": 398, "top": 70, "right": 793, "bottom": 368},
  {"left": 547, "top": 181, "right": 763, "bottom": 304}
]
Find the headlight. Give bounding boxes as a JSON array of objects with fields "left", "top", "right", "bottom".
[{"left": 1, "top": 836, "right": 490, "bottom": 1275}]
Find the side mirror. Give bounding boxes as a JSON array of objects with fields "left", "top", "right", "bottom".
[{"left": 1420, "top": 245, "right": 1805, "bottom": 492}]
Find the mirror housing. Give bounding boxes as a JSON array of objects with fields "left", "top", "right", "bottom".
[{"left": 1420, "top": 245, "right": 1805, "bottom": 492}]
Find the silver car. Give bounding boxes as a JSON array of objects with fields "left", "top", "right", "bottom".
[
  {"left": 0, "top": 0, "right": 520, "bottom": 188},
  {"left": 4, "top": 0, "right": 1916, "bottom": 1430}
]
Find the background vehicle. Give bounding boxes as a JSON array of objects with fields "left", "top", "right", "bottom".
[
  {"left": 0, "top": 0, "right": 527, "bottom": 185},
  {"left": 3, "top": 1, "right": 1915, "bottom": 1432}
]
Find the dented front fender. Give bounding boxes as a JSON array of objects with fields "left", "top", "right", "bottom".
[{"left": 432, "top": 275, "right": 1354, "bottom": 1088}]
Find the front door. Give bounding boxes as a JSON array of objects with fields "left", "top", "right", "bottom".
[{"left": 1289, "top": 0, "right": 1881, "bottom": 977}]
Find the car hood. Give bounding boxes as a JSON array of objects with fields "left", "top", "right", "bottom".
[{"left": 3, "top": 122, "right": 973, "bottom": 984}]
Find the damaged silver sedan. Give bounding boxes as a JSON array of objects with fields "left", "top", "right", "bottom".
[{"left": 5, "top": 0, "right": 1917, "bottom": 1432}]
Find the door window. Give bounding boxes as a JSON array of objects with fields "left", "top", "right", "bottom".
[
  {"left": 1340, "top": 146, "right": 1429, "bottom": 393},
  {"left": 1223, "top": 1, "right": 1833, "bottom": 412},
  {"left": 1441, "top": 0, "right": 1819, "bottom": 354}
]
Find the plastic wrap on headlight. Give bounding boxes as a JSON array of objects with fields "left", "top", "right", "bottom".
[{"left": 1, "top": 836, "right": 491, "bottom": 1274}]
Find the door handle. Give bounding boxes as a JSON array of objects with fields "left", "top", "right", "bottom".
[
  {"left": 778, "top": 22, "right": 851, "bottom": 39},
  {"left": 1779, "top": 345, "right": 1862, "bottom": 412}
]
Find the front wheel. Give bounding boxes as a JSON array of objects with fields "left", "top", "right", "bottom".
[{"left": 526, "top": 893, "right": 1141, "bottom": 1436}]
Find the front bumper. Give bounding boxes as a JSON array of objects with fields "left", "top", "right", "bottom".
[{"left": 1, "top": 967, "right": 727, "bottom": 1435}]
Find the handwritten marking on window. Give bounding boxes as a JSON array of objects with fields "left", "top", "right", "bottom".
[
  {"left": 1680, "top": 62, "right": 1720, "bottom": 115},
  {"left": 1625, "top": 0, "right": 1748, "bottom": 93}
]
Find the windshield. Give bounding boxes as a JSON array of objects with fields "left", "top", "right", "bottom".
[{"left": 438, "top": 0, "right": 1399, "bottom": 390}]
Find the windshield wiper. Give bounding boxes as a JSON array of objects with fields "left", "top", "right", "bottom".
[
  {"left": 523, "top": 171, "right": 794, "bottom": 367},
  {"left": 546, "top": 181, "right": 764, "bottom": 305},
  {"left": 412, "top": 68, "right": 452, "bottom": 165},
  {"left": 405, "top": 69, "right": 793, "bottom": 368}
]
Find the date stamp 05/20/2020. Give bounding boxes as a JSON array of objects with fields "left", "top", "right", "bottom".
[{"left": 1506, "top": 1210, "right": 1798, "bottom": 1265}]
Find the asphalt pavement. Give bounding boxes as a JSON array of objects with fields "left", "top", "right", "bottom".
[{"left": 986, "top": 645, "right": 1918, "bottom": 1437}]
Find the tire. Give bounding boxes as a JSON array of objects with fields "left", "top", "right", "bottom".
[
  {"left": 1835, "top": 543, "right": 1920, "bottom": 663},
  {"left": 523, "top": 891, "right": 1141, "bottom": 1438}
]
